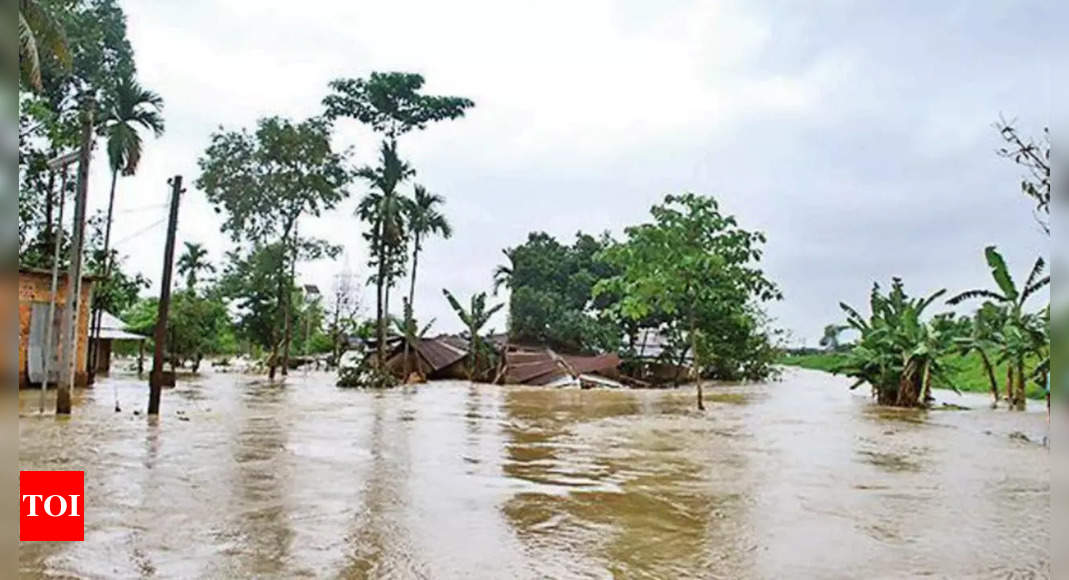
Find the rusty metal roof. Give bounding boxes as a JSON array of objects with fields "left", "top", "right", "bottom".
[
  {"left": 561, "top": 353, "right": 620, "bottom": 376},
  {"left": 415, "top": 337, "right": 468, "bottom": 372}
]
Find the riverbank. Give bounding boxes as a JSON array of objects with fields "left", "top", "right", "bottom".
[{"left": 780, "top": 351, "right": 1046, "bottom": 399}]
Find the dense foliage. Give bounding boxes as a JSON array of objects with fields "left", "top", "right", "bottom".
[
  {"left": 596, "top": 194, "right": 783, "bottom": 395},
  {"left": 196, "top": 115, "right": 349, "bottom": 377},
  {"left": 496, "top": 232, "right": 619, "bottom": 354},
  {"left": 833, "top": 279, "right": 957, "bottom": 406},
  {"left": 124, "top": 290, "right": 235, "bottom": 371}
]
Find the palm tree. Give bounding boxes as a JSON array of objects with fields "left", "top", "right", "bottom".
[
  {"left": 402, "top": 184, "right": 452, "bottom": 375},
  {"left": 177, "top": 242, "right": 215, "bottom": 292},
  {"left": 442, "top": 289, "right": 504, "bottom": 381},
  {"left": 356, "top": 140, "right": 413, "bottom": 366},
  {"left": 492, "top": 248, "right": 514, "bottom": 295},
  {"left": 89, "top": 73, "right": 164, "bottom": 365},
  {"left": 948, "top": 246, "right": 1050, "bottom": 410},
  {"left": 18, "top": 0, "right": 70, "bottom": 91}
]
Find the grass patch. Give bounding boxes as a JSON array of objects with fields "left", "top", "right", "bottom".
[{"left": 780, "top": 351, "right": 1046, "bottom": 399}]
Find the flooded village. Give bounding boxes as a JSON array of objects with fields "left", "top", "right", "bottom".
[{"left": 17, "top": 1, "right": 1054, "bottom": 578}]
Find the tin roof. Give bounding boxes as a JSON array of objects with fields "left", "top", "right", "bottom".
[{"left": 414, "top": 337, "right": 468, "bottom": 371}]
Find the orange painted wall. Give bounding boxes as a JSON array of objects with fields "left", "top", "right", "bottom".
[{"left": 18, "top": 271, "right": 94, "bottom": 387}]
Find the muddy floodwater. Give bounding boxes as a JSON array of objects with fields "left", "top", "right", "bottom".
[{"left": 19, "top": 367, "right": 1049, "bottom": 578}]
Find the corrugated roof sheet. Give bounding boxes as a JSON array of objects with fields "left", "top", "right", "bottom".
[{"left": 415, "top": 338, "right": 468, "bottom": 372}]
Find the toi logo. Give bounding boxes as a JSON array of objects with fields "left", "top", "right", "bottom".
[{"left": 20, "top": 471, "right": 84, "bottom": 541}]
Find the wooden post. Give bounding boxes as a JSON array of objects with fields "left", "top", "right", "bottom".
[
  {"left": 57, "top": 99, "right": 94, "bottom": 415},
  {"left": 148, "top": 176, "right": 183, "bottom": 415}
]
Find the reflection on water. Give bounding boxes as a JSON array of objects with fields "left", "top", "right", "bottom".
[{"left": 18, "top": 368, "right": 1049, "bottom": 578}]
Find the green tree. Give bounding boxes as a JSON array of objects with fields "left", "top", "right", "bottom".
[
  {"left": 177, "top": 242, "right": 214, "bottom": 292},
  {"left": 353, "top": 140, "right": 413, "bottom": 362},
  {"left": 197, "top": 115, "right": 350, "bottom": 379},
  {"left": 498, "top": 231, "right": 619, "bottom": 353},
  {"left": 324, "top": 71, "right": 473, "bottom": 367},
  {"left": 835, "top": 279, "right": 956, "bottom": 407},
  {"left": 442, "top": 289, "right": 504, "bottom": 382},
  {"left": 953, "top": 303, "right": 1006, "bottom": 405},
  {"left": 595, "top": 193, "right": 781, "bottom": 409},
  {"left": 124, "top": 290, "right": 232, "bottom": 372},
  {"left": 947, "top": 247, "right": 1050, "bottom": 410},
  {"left": 98, "top": 72, "right": 164, "bottom": 278},
  {"left": 401, "top": 184, "right": 452, "bottom": 374},
  {"left": 18, "top": 0, "right": 71, "bottom": 91},
  {"left": 217, "top": 243, "right": 286, "bottom": 364},
  {"left": 18, "top": 0, "right": 136, "bottom": 262}
]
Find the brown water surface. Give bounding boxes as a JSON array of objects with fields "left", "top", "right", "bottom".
[{"left": 18, "top": 368, "right": 1049, "bottom": 578}]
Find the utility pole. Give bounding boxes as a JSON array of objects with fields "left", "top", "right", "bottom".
[
  {"left": 148, "top": 175, "right": 183, "bottom": 415},
  {"left": 41, "top": 151, "right": 78, "bottom": 413},
  {"left": 57, "top": 98, "right": 94, "bottom": 415}
]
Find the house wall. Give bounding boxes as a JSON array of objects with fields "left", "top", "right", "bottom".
[{"left": 18, "top": 272, "right": 93, "bottom": 388}]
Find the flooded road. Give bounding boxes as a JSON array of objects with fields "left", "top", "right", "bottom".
[{"left": 19, "top": 368, "right": 1049, "bottom": 578}]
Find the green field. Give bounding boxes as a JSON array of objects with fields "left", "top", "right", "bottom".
[{"left": 780, "top": 351, "right": 1046, "bottom": 399}]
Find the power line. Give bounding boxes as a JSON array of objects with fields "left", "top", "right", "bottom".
[{"left": 113, "top": 217, "right": 166, "bottom": 246}]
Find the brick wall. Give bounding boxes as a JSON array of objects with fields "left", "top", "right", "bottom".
[{"left": 18, "top": 271, "right": 94, "bottom": 388}]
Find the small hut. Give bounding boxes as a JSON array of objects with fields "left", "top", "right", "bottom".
[{"left": 89, "top": 311, "right": 148, "bottom": 374}]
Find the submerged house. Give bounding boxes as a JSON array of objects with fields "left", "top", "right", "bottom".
[
  {"left": 382, "top": 335, "right": 471, "bottom": 381},
  {"left": 625, "top": 328, "right": 694, "bottom": 384},
  {"left": 500, "top": 344, "right": 621, "bottom": 388},
  {"left": 18, "top": 268, "right": 96, "bottom": 389}
]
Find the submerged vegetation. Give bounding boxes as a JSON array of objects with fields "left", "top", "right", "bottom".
[{"left": 800, "top": 246, "right": 1049, "bottom": 409}]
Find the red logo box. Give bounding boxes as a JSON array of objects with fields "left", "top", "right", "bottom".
[{"left": 20, "top": 471, "right": 84, "bottom": 541}]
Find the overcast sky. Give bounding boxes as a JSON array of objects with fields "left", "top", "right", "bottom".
[{"left": 86, "top": 0, "right": 1058, "bottom": 345}]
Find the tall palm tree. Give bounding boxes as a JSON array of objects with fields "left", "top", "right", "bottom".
[
  {"left": 356, "top": 140, "right": 413, "bottom": 366},
  {"left": 947, "top": 246, "right": 1050, "bottom": 410},
  {"left": 402, "top": 185, "right": 452, "bottom": 375},
  {"left": 177, "top": 242, "right": 215, "bottom": 292},
  {"left": 89, "top": 73, "right": 164, "bottom": 366},
  {"left": 442, "top": 289, "right": 503, "bottom": 381},
  {"left": 18, "top": 0, "right": 70, "bottom": 91}
]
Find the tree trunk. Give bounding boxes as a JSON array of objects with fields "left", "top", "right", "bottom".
[
  {"left": 404, "top": 236, "right": 420, "bottom": 379},
  {"left": 1014, "top": 359, "right": 1026, "bottom": 411},
  {"left": 691, "top": 319, "right": 703, "bottom": 411},
  {"left": 979, "top": 350, "right": 999, "bottom": 404},
  {"left": 1005, "top": 365, "right": 1013, "bottom": 406},
  {"left": 88, "top": 169, "right": 121, "bottom": 384},
  {"left": 375, "top": 218, "right": 386, "bottom": 368},
  {"left": 921, "top": 362, "right": 933, "bottom": 406},
  {"left": 281, "top": 223, "right": 298, "bottom": 376}
]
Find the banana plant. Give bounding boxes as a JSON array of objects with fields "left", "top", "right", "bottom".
[
  {"left": 948, "top": 246, "right": 1050, "bottom": 410},
  {"left": 834, "top": 278, "right": 954, "bottom": 407},
  {"left": 442, "top": 289, "right": 503, "bottom": 381}
]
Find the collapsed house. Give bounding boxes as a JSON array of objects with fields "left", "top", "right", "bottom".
[
  {"left": 500, "top": 345, "right": 622, "bottom": 388},
  {"left": 371, "top": 334, "right": 623, "bottom": 388}
]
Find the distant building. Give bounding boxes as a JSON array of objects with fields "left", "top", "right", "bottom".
[
  {"left": 18, "top": 268, "right": 96, "bottom": 389},
  {"left": 89, "top": 311, "right": 147, "bottom": 374}
]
